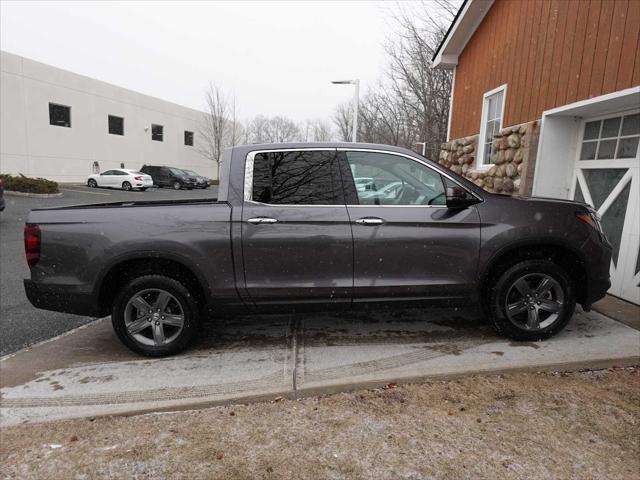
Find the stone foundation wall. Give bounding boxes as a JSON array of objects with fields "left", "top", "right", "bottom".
[{"left": 438, "top": 120, "right": 540, "bottom": 196}]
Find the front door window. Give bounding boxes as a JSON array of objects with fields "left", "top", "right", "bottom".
[{"left": 345, "top": 151, "right": 446, "bottom": 206}]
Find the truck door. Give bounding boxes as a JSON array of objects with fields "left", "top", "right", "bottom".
[
  {"left": 241, "top": 149, "right": 353, "bottom": 310},
  {"left": 338, "top": 149, "right": 481, "bottom": 304}
]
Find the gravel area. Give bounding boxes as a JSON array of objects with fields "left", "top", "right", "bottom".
[{"left": 1, "top": 367, "right": 638, "bottom": 479}]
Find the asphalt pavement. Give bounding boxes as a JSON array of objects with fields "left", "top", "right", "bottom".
[{"left": 0, "top": 185, "right": 217, "bottom": 355}]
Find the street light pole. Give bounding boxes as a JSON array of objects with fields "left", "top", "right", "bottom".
[{"left": 331, "top": 79, "right": 360, "bottom": 142}]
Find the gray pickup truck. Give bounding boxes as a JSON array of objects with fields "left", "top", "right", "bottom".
[{"left": 24, "top": 143, "right": 611, "bottom": 356}]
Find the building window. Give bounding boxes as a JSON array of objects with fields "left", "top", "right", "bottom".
[
  {"left": 184, "top": 130, "right": 194, "bottom": 146},
  {"left": 478, "top": 85, "right": 506, "bottom": 167},
  {"left": 579, "top": 113, "right": 639, "bottom": 161},
  {"left": 152, "top": 124, "right": 164, "bottom": 142},
  {"left": 108, "top": 115, "right": 124, "bottom": 135},
  {"left": 49, "top": 103, "right": 71, "bottom": 128}
]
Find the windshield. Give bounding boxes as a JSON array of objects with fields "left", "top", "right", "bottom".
[
  {"left": 169, "top": 168, "right": 188, "bottom": 176},
  {"left": 182, "top": 170, "right": 199, "bottom": 176}
]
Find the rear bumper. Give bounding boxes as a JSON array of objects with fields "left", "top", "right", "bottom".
[{"left": 24, "top": 279, "right": 104, "bottom": 317}]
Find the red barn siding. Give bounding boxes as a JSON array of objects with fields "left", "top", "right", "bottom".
[{"left": 449, "top": 0, "right": 640, "bottom": 140}]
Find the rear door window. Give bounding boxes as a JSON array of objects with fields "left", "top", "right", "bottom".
[{"left": 250, "top": 150, "right": 342, "bottom": 205}]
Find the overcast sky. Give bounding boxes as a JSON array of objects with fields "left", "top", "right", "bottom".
[{"left": 0, "top": 1, "right": 403, "bottom": 122}]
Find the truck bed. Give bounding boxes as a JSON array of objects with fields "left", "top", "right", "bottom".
[{"left": 31, "top": 197, "right": 222, "bottom": 211}]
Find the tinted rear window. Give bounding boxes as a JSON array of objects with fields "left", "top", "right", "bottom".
[{"left": 251, "top": 150, "right": 341, "bottom": 205}]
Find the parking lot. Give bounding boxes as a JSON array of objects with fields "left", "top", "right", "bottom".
[{"left": 0, "top": 185, "right": 217, "bottom": 355}]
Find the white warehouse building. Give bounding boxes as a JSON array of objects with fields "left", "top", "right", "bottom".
[{"left": 0, "top": 50, "right": 217, "bottom": 183}]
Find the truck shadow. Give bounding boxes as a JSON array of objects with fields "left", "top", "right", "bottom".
[{"left": 194, "top": 306, "right": 497, "bottom": 351}]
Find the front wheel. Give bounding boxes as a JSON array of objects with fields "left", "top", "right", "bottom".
[
  {"left": 488, "top": 260, "right": 575, "bottom": 341},
  {"left": 173, "top": 181, "right": 182, "bottom": 190},
  {"left": 88, "top": 179, "right": 97, "bottom": 188},
  {"left": 112, "top": 275, "right": 200, "bottom": 356},
  {"left": 122, "top": 181, "right": 132, "bottom": 191}
]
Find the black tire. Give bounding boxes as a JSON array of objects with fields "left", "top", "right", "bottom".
[
  {"left": 112, "top": 275, "right": 200, "bottom": 357},
  {"left": 122, "top": 181, "right": 132, "bottom": 191},
  {"left": 488, "top": 259, "right": 575, "bottom": 341},
  {"left": 87, "top": 179, "right": 97, "bottom": 188},
  {"left": 173, "top": 181, "right": 182, "bottom": 190}
]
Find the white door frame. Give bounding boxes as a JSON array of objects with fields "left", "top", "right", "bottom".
[{"left": 569, "top": 110, "right": 640, "bottom": 304}]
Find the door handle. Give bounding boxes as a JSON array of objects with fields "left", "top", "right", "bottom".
[
  {"left": 354, "top": 217, "right": 385, "bottom": 226},
  {"left": 247, "top": 217, "right": 278, "bottom": 224}
]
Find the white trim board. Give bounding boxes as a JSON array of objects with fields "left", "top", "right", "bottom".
[
  {"left": 476, "top": 84, "right": 507, "bottom": 169},
  {"left": 432, "top": 0, "right": 495, "bottom": 69},
  {"left": 532, "top": 87, "right": 640, "bottom": 198}
]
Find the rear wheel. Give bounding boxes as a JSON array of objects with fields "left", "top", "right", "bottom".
[
  {"left": 488, "top": 259, "right": 575, "bottom": 341},
  {"left": 122, "top": 181, "right": 132, "bottom": 191},
  {"left": 173, "top": 181, "right": 182, "bottom": 190},
  {"left": 88, "top": 178, "right": 97, "bottom": 188},
  {"left": 112, "top": 275, "right": 200, "bottom": 357}
]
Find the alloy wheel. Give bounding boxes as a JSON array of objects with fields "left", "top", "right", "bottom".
[
  {"left": 504, "top": 273, "right": 564, "bottom": 330},
  {"left": 123, "top": 288, "right": 185, "bottom": 346}
]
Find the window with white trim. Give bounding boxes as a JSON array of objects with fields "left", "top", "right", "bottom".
[
  {"left": 478, "top": 86, "right": 505, "bottom": 167},
  {"left": 579, "top": 113, "right": 639, "bottom": 161}
]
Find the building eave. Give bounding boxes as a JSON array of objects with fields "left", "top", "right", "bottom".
[{"left": 432, "top": 0, "right": 495, "bottom": 69}]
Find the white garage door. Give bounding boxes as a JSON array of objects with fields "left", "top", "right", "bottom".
[{"left": 570, "top": 111, "right": 640, "bottom": 305}]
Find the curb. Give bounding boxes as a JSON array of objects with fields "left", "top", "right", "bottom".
[
  {"left": 13, "top": 355, "right": 637, "bottom": 425},
  {"left": 4, "top": 190, "right": 63, "bottom": 198}
]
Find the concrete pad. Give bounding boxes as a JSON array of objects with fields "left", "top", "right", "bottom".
[
  {"left": 593, "top": 294, "right": 640, "bottom": 331},
  {"left": 1, "top": 308, "right": 638, "bottom": 426}
]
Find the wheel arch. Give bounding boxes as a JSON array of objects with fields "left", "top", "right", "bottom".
[
  {"left": 480, "top": 241, "right": 589, "bottom": 307},
  {"left": 96, "top": 253, "right": 210, "bottom": 317}
]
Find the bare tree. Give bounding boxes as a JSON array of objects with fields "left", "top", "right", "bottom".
[
  {"left": 244, "top": 115, "right": 302, "bottom": 143},
  {"left": 333, "top": 102, "right": 353, "bottom": 142},
  {"left": 197, "top": 82, "right": 230, "bottom": 174},
  {"left": 383, "top": 1, "right": 456, "bottom": 158},
  {"left": 311, "top": 119, "right": 333, "bottom": 142},
  {"left": 228, "top": 95, "right": 242, "bottom": 147},
  {"left": 269, "top": 116, "right": 301, "bottom": 142},
  {"left": 302, "top": 119, "right": 333, "bottom": 142},
  {"left": 333, "top": 0, "right": 457, "bottom": 158}
]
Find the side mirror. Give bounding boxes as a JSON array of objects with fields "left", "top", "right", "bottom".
[{"left": 446, "top": 185, "right": 478, "bottom": 209}]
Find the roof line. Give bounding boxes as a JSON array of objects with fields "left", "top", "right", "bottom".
[{"left": 431, "top": 0, "right": 469, "bottom": 63}]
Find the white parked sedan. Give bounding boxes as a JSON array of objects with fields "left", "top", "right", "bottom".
[{"left": 87, "top": 169, "right": 153, "bottom": 191}]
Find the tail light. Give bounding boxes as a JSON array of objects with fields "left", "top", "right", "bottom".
[
  {"left": 0, "top": 178, "right": 4, "bottom": 188},
  {"left": 134, "top": 176, "right": 142, "bottom": 181},
  {"left": 24, "top": 224, "right": 41, "bottom": 268}
]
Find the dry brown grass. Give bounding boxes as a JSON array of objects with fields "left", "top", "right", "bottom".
[{"left": 2, "top": 367, "right": 639, "bottom": 480}]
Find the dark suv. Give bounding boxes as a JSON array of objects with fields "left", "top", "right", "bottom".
[{"left": 140, "top": 165, "right": 199, "bottom": 190}]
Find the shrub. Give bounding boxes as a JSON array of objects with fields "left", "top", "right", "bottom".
[
  {"left": 209, "top": 179, "right": 220, "bottom": 186},
  {"left": 0, "top": 173, "right": 59, "bottom": 194}
]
